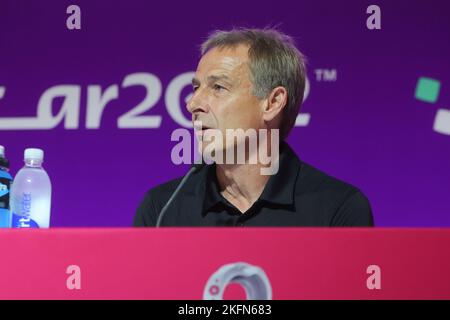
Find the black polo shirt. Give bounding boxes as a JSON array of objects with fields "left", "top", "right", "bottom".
[{"left": 133, "top": 143, "right": 374, "bottom": 227}]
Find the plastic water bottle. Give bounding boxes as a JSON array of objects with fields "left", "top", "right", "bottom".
[
  {"left": 10, "top": 148, "right": 52, "bottom": 228},
  {"left": 0, "top": 145, "right": 13, "bottom": 228}
]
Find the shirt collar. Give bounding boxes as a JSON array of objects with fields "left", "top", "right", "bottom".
[{"left": 201, "top": 142, "right": 301, "bottom": 215}]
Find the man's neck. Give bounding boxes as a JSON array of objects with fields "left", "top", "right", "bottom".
[
  {"left": 212, "top": 132, "right": 282, "bottom": 214},
  {"left": 215, "top": 163, "right": 270, "bottom": 214}
]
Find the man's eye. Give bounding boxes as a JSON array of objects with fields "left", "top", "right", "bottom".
[
  {"left": 192, "top": 86, "right": 199, "bottom": 92},
  {"left": 213, "top": 84, "right": 226, "bottom": 92}
]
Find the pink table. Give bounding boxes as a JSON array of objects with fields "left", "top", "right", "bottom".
[{"left": 0, "top": 228, "right": 449, "bottom": 299}]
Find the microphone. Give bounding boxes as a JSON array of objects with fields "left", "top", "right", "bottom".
[{"left": 156, "top": 163, "right": 205, "bottom": 227}]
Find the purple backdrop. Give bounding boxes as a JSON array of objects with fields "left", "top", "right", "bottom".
[{"left": 1, "top": 0, "right": 449, "bottom": 226}]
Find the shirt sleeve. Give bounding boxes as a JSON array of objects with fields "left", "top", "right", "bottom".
[
  {"left": 133, "top": 191, "right": 158, "bottom": 227},
  {"left": 331, "top": 191, "right": 374, "bottom": 226}
]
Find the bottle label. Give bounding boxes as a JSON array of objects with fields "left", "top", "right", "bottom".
[
  {"left": 12, "top": 213, "right": 40, "bottom": 228},
  {"left": 11, "top": 192, "right": 40, "bottom": 228},
  {"left": 0, "top": 182, "right": 8, "bottom": 197},
  {"left": 0, "top": 170, "right": 12, "bottom": 180},
  {"left": 0, "top": 170, "right": 12, "bottom": 227},
  {"left": 0, "top": 170, "right": 12, "bottom": 199},
  {"left": 0, "top": 208, "right": 11, "bottom": 228}
]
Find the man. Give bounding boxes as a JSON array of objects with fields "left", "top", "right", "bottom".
[{"left": 134, "top": 28, "right": 374, "bottom": 227}]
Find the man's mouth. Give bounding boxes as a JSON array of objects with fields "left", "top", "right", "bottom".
[{"left": 195, "top": 124, "right": 213, "bottom": 131}]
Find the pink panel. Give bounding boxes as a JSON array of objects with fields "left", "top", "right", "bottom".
[{"left": 0, "top": 228, "right": 448, "bottom": 299}]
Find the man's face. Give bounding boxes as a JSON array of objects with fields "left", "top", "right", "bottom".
[{"left": 187, "top": 45, "right": 264, "bottom": 154}]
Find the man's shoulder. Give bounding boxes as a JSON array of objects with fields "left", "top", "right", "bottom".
[
  {"left": 134, "top": 171, "right": 203, "bottom": 227},
  {"left": 297, "top": 161, "right": 361, "bottom": 196},
  {"left": 143, "top": 167, "right": 206, "bottom": 205},
  {"left": 146, "top": 176, "right": 185, "bottom": 200},
  {"left": 296, "top": 161, "right": 373, "bottom": 226}
]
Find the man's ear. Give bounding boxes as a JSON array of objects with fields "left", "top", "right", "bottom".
[{"left": 262, "top": 86, "right": 288, "bottom": 122}]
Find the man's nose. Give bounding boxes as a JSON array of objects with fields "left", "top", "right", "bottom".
[{"left": 186, "top": 90, "right": 209, "bottom": 114}]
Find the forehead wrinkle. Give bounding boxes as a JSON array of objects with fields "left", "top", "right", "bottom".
[
  {"left": 220, "top": 61, "right": 249, "bottom": 88},
  {"left": 196, "top": 49, "right": 251, "bottom": 88}
]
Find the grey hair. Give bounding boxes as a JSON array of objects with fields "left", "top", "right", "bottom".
[{"left": 200, "top": 27, "right": 307, "bottom": 140}]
